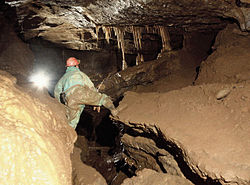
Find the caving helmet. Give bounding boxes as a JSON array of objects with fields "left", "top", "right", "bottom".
[{"left": 66, "top": 57, "right": 80, "bottom": 67}]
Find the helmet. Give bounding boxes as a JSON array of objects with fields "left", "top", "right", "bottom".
[{"left": 66, "top": 57, "right": 80, "bottom": 67}]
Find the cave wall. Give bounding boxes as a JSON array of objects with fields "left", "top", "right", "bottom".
[
  {"left": 99, "top": 30, "right": 218, "bottom": 98},
  {"left": 28, "top": 38, "right": 119, "bottom": 94},
  {"left": 114, "top": 24, "right": 250, "bottom": 185},
  {"left": 0, "top": 10, "right": 34, "bottom": 81},
  {"left": 195, "top": 23, "right": 250, "bottom": 84},
  {"left": 0, "top": 70, "right": 76, "bottom": 184}
]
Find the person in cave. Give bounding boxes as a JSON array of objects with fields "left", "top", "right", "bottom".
[{"left": 54, "top": 57, "right": 118, "bottom": 129}]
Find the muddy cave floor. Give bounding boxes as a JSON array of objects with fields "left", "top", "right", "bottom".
[{"left": 72, "top": 66, "right": 207, "bottom": 185}]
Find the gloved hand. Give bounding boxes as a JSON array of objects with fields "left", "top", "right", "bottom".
[
  {"left": 111, "top": 108, "right": 118, "bottom": 117},
  {"left": 103, "top": 96, "right": 115, "bottom": 110}
]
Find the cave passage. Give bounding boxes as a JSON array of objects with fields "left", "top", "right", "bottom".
[
  {"left": 74, "top": 106, "right": 223, "bottom": 185},
  {"left": 75, "top": 106, "right": 136, "bottom": 185},
  {"left": 57, "top": 29, "right": 220, "bottom": 185},
  {"left": 1, "top": 1, "right": 250, "bottom": 184}
]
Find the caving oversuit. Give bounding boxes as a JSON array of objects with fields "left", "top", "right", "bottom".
[{"left": 54, "top": 66, "right": 116, "bottom": 129}]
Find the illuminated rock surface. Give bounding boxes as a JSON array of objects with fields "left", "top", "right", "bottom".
[{"left": 0, "top": 70, "right": 76, "bottom": 185}]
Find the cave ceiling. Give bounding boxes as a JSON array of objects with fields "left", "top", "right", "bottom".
[{"left": 4, "top": 0, "right": 250, "bottom": 50}]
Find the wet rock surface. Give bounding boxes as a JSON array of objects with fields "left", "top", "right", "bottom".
[
  {"left": 121, "top": 134, "right": 183, "bottom": 177},
  {"left": 4, "top": 0, "right": 250, "bottom": 50},
  {"left": 113, "top": 25, "right": 250, "bottom": 184},
  {"left": 0, "top": 70, "right": 76, "bottom": 184},
  {"left": 195, "top": 24, "right": 250, "bottom": 85},
  {"left": 1, "top": 1, "right": 250, "bottom": 184},
  {"left": 115, "top": 81, "right": 250, "bottom": 184},
  {"left": 121, "top": 168, "right": 193, "bottom": 185},
  {"left": 74, "top": 134, "right": 131, "bottom": 185},
  {"left": 98, "top": 52, "right": 178, "bottom": 98}
]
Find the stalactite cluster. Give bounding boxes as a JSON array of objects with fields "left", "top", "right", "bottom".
[
  {"left": 155, "top": 26, "right": 172, "bottom": 52},
  {"left": 113, "top": 27, "right": 127, "bottom": 70},
  {"left": 96, "top": 25, "right": 172, "bottom": 70},
  {"left": 130, "top": 26, "right": 144, "bottom": 65}
]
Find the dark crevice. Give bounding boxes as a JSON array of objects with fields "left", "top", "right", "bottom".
[
  {"left": 31, "top": 3, "right": 43, "bottom": 10},
  {"left": 193, "top": 65, "right": 200, "bottom": 85},
  {"left": 236, "top": 0, "right": 250, "bottom": 7},
  {"left": 76, "top": 107, "right": 136, "bottom": 185},
  {"left": 207, "top": 32, "right": 218, "bottom": 55},
  {"left": 155, "top": 152, "right": 167, "bottom": 173},
  {"left": 155, "top": 130, "right": 222, "bottom": 185},
  {"left": 124, "top": 123, "right": 222, "bottom": 185}
]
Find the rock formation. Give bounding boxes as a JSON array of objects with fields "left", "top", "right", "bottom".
[
  {"left": 4, "top": 0, "right": 250, "bottom": 51},
  {"left": 113, "top": 25, "right": 250, "bottom": 184},
  {"left": 121, "top": 168, "right": 193, "bottom": 185},
  {"left": 71, "top": 147, "right": 107, "bottom": 185},
  {"left": 1, "top": 0, "right": 250, "bottom": 185},
  {"left": 0, "top": 70, "right": 76, "bottom": 184},
  {"left": 121, "top": 134, "right": 184, "bottom": 176},
  {"left": 195, "top": 24, "right": 250, "bottom": 85},
  {"left": 0, "top": 13, "right": 34, "bottom": 80}
]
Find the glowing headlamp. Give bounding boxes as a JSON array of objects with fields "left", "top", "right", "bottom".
[{"left": 30, "top": 71, "right": 50, "bottom": 89}]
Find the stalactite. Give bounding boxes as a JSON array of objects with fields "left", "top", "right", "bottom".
[
  {"left": 102, "top": 26, "right": 113, "bottom": 44},
  {"left": 136, "top": 53, "right": 144, "bottom": 65},
  {"left": 131, "top": 26, "right": 142, "bottom": 50},
  {"left": 113, "top": 27, "right": 127, "bottom": 70},
  {"left": 145, "top": 25, "right": 150, "bottom": 33},
  {"left": 154, "top": 25, "right": 172, "bottom": 52},
  {"left": 131, "top": 26, "right": 144, "bottom": 66},
  {"left": 145, "top": 25, "right": 155, "bottom": 34},
  {"left": 183, "top": 33, "right": 191, "bottom": 49},
  {"left": 95, "top": 25, "right": 101, "bottom": 40}
]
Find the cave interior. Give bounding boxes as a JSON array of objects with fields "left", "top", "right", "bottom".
[{"left": 0, "top": 0, "right": 250, "bottom": 185}]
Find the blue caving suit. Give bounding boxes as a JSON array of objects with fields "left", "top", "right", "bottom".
[{"left": 54, "top": 67, "right": 115, "bottom": 129}]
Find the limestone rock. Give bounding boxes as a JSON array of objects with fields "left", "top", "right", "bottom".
[
  {"left": 0, "top": 71, "right": 76, "bottom": 185},
  {"left": 122, "top": 134, "right": 183, "bottom": 177},
  {"left": 114, "top": 81, "right": 250, "bottom": 184},
  {"left": 196, "top": 24, "right": 250, "bottom": 85},
  {"left": 121, "top": 168, "right": 193, "bottom": 185},
  {"left": 99, "top": 51, "right": 180, "bottom": 98},
  {"left": 71, "top": 147, "right": 107, "bottom": 185},
  {"left": 0, "top": 15, "right": 34, "bottom": 79},
  {"left": 4, "top": 0, "right": 250, "bottom": 50},
  {"left": 216, "top": 88, "right": 231, "bottom": 100}
]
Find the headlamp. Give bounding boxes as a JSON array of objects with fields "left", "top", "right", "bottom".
[{"left": 30, "top": 71, "right": 50, "bottom": 89}]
